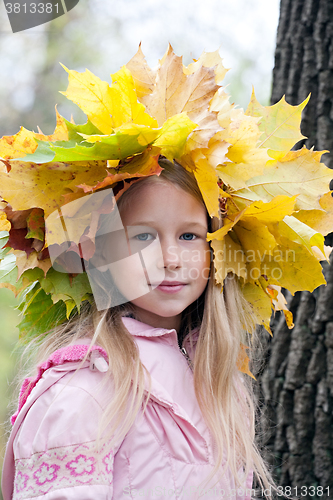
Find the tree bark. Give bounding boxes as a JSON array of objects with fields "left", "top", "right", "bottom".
[{"left": 257, "top": 1, "right": 333, "bottom": 497}]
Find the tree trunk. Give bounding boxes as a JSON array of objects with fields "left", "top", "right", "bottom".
[
  {"left": 257, "top": 0, "right": 333, "bottom": 497},
  {"left": 271, "top": 0, "right": 333, "bottom": 168}
]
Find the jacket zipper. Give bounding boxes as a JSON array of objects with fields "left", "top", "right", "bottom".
[{"left": 180, "top": 346, "right": 193, "bottom": 370}]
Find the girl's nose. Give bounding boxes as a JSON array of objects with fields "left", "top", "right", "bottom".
[{"left": 158, "top": 241, "right": 182, "bottom": 270}]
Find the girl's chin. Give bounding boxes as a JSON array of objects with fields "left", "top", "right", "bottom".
[{"left": 129, "top": 304, "right": 183, "bottom": 329}]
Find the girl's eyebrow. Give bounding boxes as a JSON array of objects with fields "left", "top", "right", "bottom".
[
  {"left": 127, "top": 221, "right": 207, "bottom": 230},
  {"left": 179, "top": 221, "right": 208, "bottom": 230},
  {"left": 126, "top": 221, "right": 157, "bottom": 226}
]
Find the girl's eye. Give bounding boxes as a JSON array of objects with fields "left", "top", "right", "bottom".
[
  {"left": 180, "top": 233, "right": 197, "bottom": 241},
  {"left": 135, "top": 233, "right": 154, "bottom": 241}
]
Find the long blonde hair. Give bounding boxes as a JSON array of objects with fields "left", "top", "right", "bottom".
[{"left": 19, "top": 159, "right": 274, "bottom": 494}]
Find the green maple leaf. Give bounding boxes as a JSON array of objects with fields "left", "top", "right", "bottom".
[
  {"left": 17, "top": 283, "right": 68, "bottom": 340},
  {"left": 0, "top": 231, "right": 10, "bottom": 259},
  {"left": 39, "top": 268, "right": 92, "bottom": 309},
  {"left": 64, "top": 118, "right": 102, "bottom": 142}
]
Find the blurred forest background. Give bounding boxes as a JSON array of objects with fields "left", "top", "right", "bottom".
[{"left": 0, "top": 0, "right": 280, "bottom": 487}]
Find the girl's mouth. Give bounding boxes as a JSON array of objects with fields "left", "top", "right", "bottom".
[{"left": 155, "top": 281, "right": 187, "bottom": 293}]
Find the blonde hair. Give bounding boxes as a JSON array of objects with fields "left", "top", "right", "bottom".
[{"left": 18, "top": 159, "right": 274, "bottom": 495}]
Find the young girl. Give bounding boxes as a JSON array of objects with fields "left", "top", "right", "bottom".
[
  {"left": 1, "top": 46, "right": 330, "bottom": 500},
  {"left": 2, "top": 159, "right": 265, "bottom": 500}
]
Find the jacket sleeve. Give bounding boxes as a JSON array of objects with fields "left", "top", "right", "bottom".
[{"left": 11, "top": 367, "right": 117, "bottom": 500}]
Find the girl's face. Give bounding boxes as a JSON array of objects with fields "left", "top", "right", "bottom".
[{"left": 110, "top": 180, "right": 211, "bottom": 331}]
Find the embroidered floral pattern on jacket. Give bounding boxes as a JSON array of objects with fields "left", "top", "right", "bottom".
[
  {"left": 33, "top": 462, "right": 60, "bottom": 485},
  {"left": 102, "top": 452, "right": 114, "bottom": 474},
  {"left": 13, "top": 441, "right": 114, "bottom": 500},
  {"left": 66, "top": 454, "right": 95, "bottom": 476},
  {"left": 15, "top": 472, "right": 29, "bottom": 493}
]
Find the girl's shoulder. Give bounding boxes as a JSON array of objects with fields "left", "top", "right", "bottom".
[
  {"left": 12, "top": 341, "right": 110, "bottom": 425},
  {"left": 2, "top": 344, "right": 114, "bottom": 500}
]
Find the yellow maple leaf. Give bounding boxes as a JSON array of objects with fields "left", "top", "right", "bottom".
[
  {"left": 154, "top": 113, "right": 197, "bottom": 159},
  {"left": 236, "top": 343, "right": 255, "bottom": 379},
  {"left": 246, "top": 91, "right": 309, "bottom": 161},
  {"left": 216, "top": 113, "right": 271, "bottom": 190},
  {"left": 233, "top": 147, "right": 332, "bottom": 211},
  {"left": 283, "top": 309, "right": 294, "bottom": 329},
  {"left": 268, "top": 285, "right": 294, "bottom": 329},
  {"left": 61, "top": 65, "right": 156, "bottom": 135},
  {"left": 126, "top": 45, "right": 157, "bottom": 99},
  {"left": 0, "top": 211, "right": 11, "bottom": 232},
  {"left": 211, "top": 204, "right": 327, "bottom": 293},
  {"left": 210, "top": 233, "right": 247, "bottom": 284},
  {"left": 207, "top": 195, "right": 304, "bottom": 288},
  {"left": 294, "top": 191, "right": 333, "bottom": 236},
  {"left": 208, "top": 195, "right": 296, "bottom": 242},
  {"left": 0, "top": 160, "right": 109, "bottom": 218},
  {"left": 181, "top": 133, "right": 230, "bottom": 218},
  {"left": 203, "top": 135, "right": 230, "bottom": 170},
  {"left": 60, "top": 66, "right": 114, "bottom": 134},
  {"left": 191, "top": 153, "right": 220, "bottom": 218},
  {"left": 108, "top": 67, "right": 158, "bottom": 128},
  {"left": 311, "top": 245, "right": 332, "bottom": 262},
  {"left": 243, "top": 195, "right": 297, "bottom": 223},
  {"left": 241, "top": 282, "right": 272, "bottom": 333},
  {"left": 184, "top": 114, "right": 221, "bottom": 153},
  {"left": 221, "top": 114, "right": 265, "bottom": 163},
  {"left": 261, "top": 241, "right": 326, "bottom": 293},
  {"left": 211, "top": 92, "right": 236, "bottom": 129},
  {"left": 128, "top": 46, "right": 224, "bottom": 153},
  {"left": 141, "top": 46, "right": 219, "bottom": 130},
  {"left": 275, "top": 215, "right": 325, "bottom": 256},
  {"left": 233, "top": 218, "right": 277, "bottom": 281},
  {"left": 0, "top": 108, "right": 69, "bottom": 164},
  {"left": 0, "top": 127, "right": 38, "bottom": 161},
  {"left": 184, "top": 49, "right": 228, "bottom": 84}
]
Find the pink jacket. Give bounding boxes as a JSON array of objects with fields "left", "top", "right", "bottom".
[{"left": 2, "top": 317, "right": 253, "bottom": 500}]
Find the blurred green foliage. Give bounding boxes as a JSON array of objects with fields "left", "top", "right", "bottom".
[{"left": 0, "top": 288, "right": 20, "bottom": 491}]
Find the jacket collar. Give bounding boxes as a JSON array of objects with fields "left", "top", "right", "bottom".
[
  {"left": 122, "top": 316, "right": 178, "bottom": 340},
  {"left": 122, "top": 316, "right": 199, "bottom": 358}
]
